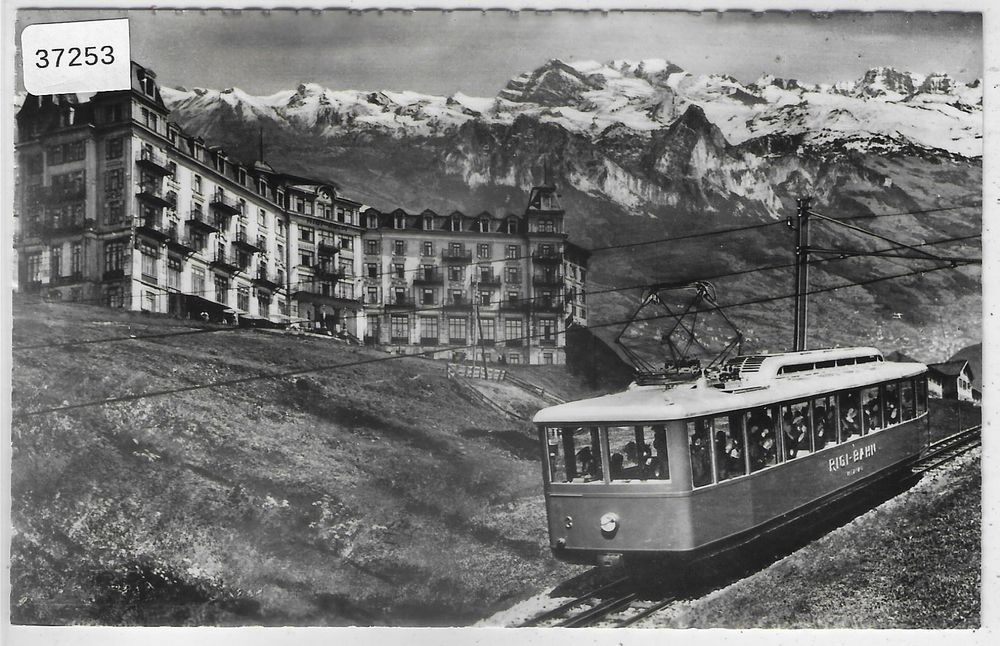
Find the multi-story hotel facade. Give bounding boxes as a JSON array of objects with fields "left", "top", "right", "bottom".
[
  {"left": 14, "top": 61, "right": 589, "bottom": 364},
  {"left": 360, "top": 183, "right": 589, "bottom": 365},
  {"left": 14, "top": 62, "right": 367, "bottom": 337}
]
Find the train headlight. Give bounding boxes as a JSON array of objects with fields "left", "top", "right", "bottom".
[{"left": 600, "top": 513, "right": 619, "bottom": 537}]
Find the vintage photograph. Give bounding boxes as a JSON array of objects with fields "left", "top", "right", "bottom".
[{"left": 5, "top": 3, "right": 984, "bottom": 633}]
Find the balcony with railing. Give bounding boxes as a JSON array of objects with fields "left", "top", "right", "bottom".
[
  {"left": 476, "top": 273, "right": 502, "bottom": 286},
  {"left": 312, "top": 264, "right": 345, "bottom": 282},
  {"left": 136, "top": 216, "right": 171, "bottom": 243},
  {"left": 385, "top": 296, "right": 416, "bottom": 310},
  {"left": 533, "top": 299, "right": 565, "bottom": 313},
  {"left": 499, "top": 298, "right": 531, "bottom": 313},
  {"left": 137, "top": 148, "right": 173, "bottom": 176},
  {"left": 532, "top": 275, "right": 564, "bottom": 288},
  {"left": 165, "top": 225, "right": 198, "bottom": 255},
  {"left": 318, "top": 240, "right": 339, "bottom": 258},
  {"left": 232, "top": 230, "right": 261, "bottom": 253},
  {"left": 413, "top": 268, "right": 443, "bottom": 285},
  {"left": 39, "top": 217, "right": 95, "bottom": 236},
  {"left": 136, "top": 183, "right": 175, "bottom": 209},
  {"left": 538, "top": 337, "right": 559, "bottom": 347},
  {"left": 210, "top": 250, "right": 239, "bottom": 274},
  {"left": 443, "top": 295, "right": 473, "bottom": 311},
  {"left": 441, "top": 248, "right": 473, "bottom": 263},
  {"left": 531, "top": 250, "right": 564, "bottom": 264},
  {"left": 186, "top": 206, "right": 220, "bottom": 234},
  {"left": 253, "top": 269, "right": 282, "bottom": 291},
  {"left": 209, "top": 190, "right": 242, "bottom": 216}
]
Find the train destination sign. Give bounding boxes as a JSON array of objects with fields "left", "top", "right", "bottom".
[{"left": 828, "top": 442, "right": 878, "bottom": 473}]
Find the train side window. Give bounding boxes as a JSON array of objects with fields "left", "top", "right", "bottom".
[
  {"left": 746, "top": 406, "right": 779, "bottom": 472},
  {"left": 687, "top": 419, "right": 713, "bottom": 488},
  {"left": 883, "top": 382, "right": 901, "bottom": 426},
  {"left": 812, "top": 394, "right": 835, "bottom": 450},
  {"left": 781, "top": 401, "right": 811, "bottom": 459},
  {"left": 713, "top": 414, "right": 746, "bottom": 482},
  {"left": 546, "top": 427, "right": 567, "bottom": 482},
  {"left": 915, "top": 377, "right": 928, "bottom": 415},
  {"left": 839, "top": 390, "right": 862, "bottom": 441},
  {"left": 900, "top": 380, "right": 915, "bottom": 421},
  {"left": 861, "top": 386, "right": 883, "bottom": 433}
]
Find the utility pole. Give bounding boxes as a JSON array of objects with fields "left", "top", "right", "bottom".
[{"left": 792, "top": 197, "right": 811, "bottom": 352}]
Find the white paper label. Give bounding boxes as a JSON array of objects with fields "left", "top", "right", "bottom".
[{"left": 21, "top": 19, "right": 131, "bottom": 95}]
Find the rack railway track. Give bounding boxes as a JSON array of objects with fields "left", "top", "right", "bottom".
[{"left": 516, "top": 424, "right": 981, "bottom": 629}]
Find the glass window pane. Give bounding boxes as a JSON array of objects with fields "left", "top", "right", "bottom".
[
  {"left": 714, "top": 414, "right": 746, "bottom": 481},
  {"left": 839, "top": 390, "right": 862, "bottom": 441},
  {"left": 546, "top": 427, "right": 602, "bottom": 483},
  {"left": 608, "top": 426, "right": 648, "bottom": 481},
  {"left": 901, "top": 380, "right": 915, "bottom": 421},
  {"left": 688, "top": 419, "right": 713, "bottom": 488},
  {"left": 916, "top": 377, "right": 928, "bottom": 415},
  {"left": 861, "top": 386, "right": 882, "bottom": 433},
  {"left": 746, "top": 407, "right": 779, "bottom": 472},
  {"left": 812, "top": 395, "right": 835, "bottom": 450},
  {"left": 782, "top": 401, "right": 811, "bottom": 459},
  {"left": 883, "top": 382, "right": 900, "bottom": 426}
]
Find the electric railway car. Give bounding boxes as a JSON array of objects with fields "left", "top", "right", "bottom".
[{"left": 534, "top": 346, "right": 929, "bottom": 567}]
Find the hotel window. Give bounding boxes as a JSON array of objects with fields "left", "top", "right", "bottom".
[
  {"left": 339, "top": 235, "right": 353, "bottom": 251},
  {"left": 50, "top": 246, "right": 62, "bottom": 278},
  {"left": 140, "top": 243, "right": 158, "bottom": 282},
  {"left": 422, "top": 288, "right": 436, "bottom": 305},
  {"left": 258, "top": 291, "right": 271, "bottom": 315},
  {"left": 448, "top": 317, "right": 467, "bottom": 343},
  {"left": 504, "top": 318, "right": 523, "bottom": 343},
  {"left": 367, "top": 263, "right": 379, "bottom": 278},
  {"left": 193, "top": 175, "right": 202, "bottom": 195},
  {"left": 300, "top": 227, "right": 314, "bottom": 243},
  {"left": 105, "top": 137, "right": 123, "bottom": 159},
  {"left": 505, "top": 267, "right": 520, "bottom": 283},
  {"left": 506, "top": 291, "right": 519, "bottom": 305},
  {"left": 192, "top": 267, "right": 205, "bottom": 296},
  {"left": 393, "top": 263, "right": 405, "bottom": 279},
  {"left": 448, "top": 266, "right": 464, "bottom": 282},
  {"left": 420, "top": 316, "right": 439, "bottom": 342},
  {"left": 300, "top": 252, "right": 313, "bottom": 267},
  {"left": 394, "top": 240, "right": 406, "bottom": 256},
  {"left": 214, "top": 275, "right": 229, "bottom": 304},
  {"left": 70, "top": 243, "right": 81, "bottom": 275},
  {"left": 479, "top": 291, "right": 492, "bottom": 306},
  {"left": 543, "top": 353, "right": 554, "bottom": 365},
  {"left": 104, "top": 240, "right": 125, "bottom": 272},
  {"left": 366, "top": 286, "right": 379, "bottom": 304},
  {"left": 167, "top": 257, "right": 182, "bottom": 289},
  {"left": 393, "top": 287, "right": 406, "bottom": 304},
  {"left": 390, "top": 315, "right": 409, "bottom": 341},
  {"left": 25, "top": 253, "right": 43, "bottom": 282},
  {"left": 237, "top": 285, "right": 250, "bottom": 311},
  {"left": 508, "top": 353, "right": 521, "bottom": 365},
  {"left": 258, "top": 209, "right": 267, "bottom": 228},
  {"left": 480, "top": 318, "right": 495, "bottom": 342},
  {"left": 422, "top": 241, "right": 434, "bottom": 257},
  {"left": 477, "top": 243, "right": 491, "bottom": 259},
  {"left": 505, "top": 245, "right": 520, "bottom": 259},
  {"left": 366, "top": 239, "right": 380, "bottom": 255},
  {"left": 540, "top": 319, "right": 556, "bottom": 343}
]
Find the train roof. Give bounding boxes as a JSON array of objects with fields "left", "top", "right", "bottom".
[{"left": 533, "top": 347, "right": 927, "bottom": 425}]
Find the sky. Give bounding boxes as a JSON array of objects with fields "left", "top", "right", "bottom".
[{"left": 14, "top": 8, "right": 983, "bottom": 97}]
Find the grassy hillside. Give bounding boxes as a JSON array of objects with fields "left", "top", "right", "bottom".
[{"left": 9, "top": 298, "right": 585, "bottom": 625}]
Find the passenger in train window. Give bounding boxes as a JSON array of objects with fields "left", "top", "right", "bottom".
[
  {"left": 883, "top": 382, "right": 900, "bottom": 426},
  {"left": 901, "top": 380, "right": 916, "bottom": 421},
  {"left": 783, "top": 404, "right": 809, "bottom": 459},
  {"left": 714, "top": 423, "right": 745, "bottom": 481},
  {"left": 609, "top": 452, "right": 625, "bottom": 479},
  {"left": 839, "top": 391, "right": 861, "bottom": 440},
  {"left": 650, "top": 426, "right": 669, "bottom": 479},
  {"left": 575, "top": 446, "right": 597, "bottom": 481},
  {"left": 862, "top": 388, "right": 882, "bottom": 432},
  {"left": 688, "top": 420, "right": 713, "bottom": 487},
  {"left": 746, "top": 410, "right": 777, "bottom": 472},
  {"left": 813, "top": 404, "right": 829, "bottom": 450}
]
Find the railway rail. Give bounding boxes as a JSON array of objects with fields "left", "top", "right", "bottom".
[{"left": 516, "top": 424, "right": 981, "bottom": 629}]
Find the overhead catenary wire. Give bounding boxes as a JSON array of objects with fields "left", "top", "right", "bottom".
[
  {"left": 12, "top": 231, "right": 980, "bottom": 352},
  {"left": 11, "top": 259, "right": 975, "bottom": 420}
]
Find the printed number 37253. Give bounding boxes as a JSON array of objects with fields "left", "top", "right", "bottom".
[{"left": 35, "top": 46, "right": 115, "bottom": 68}]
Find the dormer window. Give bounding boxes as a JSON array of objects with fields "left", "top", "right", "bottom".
[
  {"left": 450, "top": 217, "right": 460, "bottom": 232},
  {"left": 367, "top": 214, "right": 379, "bottom": 228},
  {"left": 395, "top": 215, "right": 405, "bottom": 229},
  {"left": 506, "top": 217, "right": 518, "bottom": 234},
  {"left": 423, "top": 216, "right": 433, "bottom": 231},
  {"left": 478, "top": 218, "right": 489, "bottom": 233}
]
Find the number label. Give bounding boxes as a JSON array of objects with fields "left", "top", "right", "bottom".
[{"left": 22, "top": 19, "right": 130, "bottom": 95}]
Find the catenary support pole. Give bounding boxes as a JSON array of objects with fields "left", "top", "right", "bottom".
[{"left": 792, "top": 197, "right": 812, "bottom": 351}]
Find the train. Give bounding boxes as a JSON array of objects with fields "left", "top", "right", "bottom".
[{"left": 533, "top": 346, "right": 929, "bottom": 568}]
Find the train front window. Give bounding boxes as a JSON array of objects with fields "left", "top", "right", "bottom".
[
  {"left": 688, "top": 419, "right": 713, "bottom": 488},
  {"left": 916, "top": 377, "right": 928, "bottom": 416},
  {"left": 746, "top": 406, "right": 779, "bottom": 472},
  {"left": 607, "top": 425, "right": 669, "bottom": 481},
  {"left": 545, "top": 427, "right": 603, "bottom": 483}
]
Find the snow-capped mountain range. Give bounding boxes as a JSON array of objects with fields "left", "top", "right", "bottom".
[{"left": 161, "top": 59, "right": 982, "bottom": 159}]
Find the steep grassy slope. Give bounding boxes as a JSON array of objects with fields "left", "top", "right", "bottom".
[{"left": 9, "top": 298, "right": 585, "bottom": 625}]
